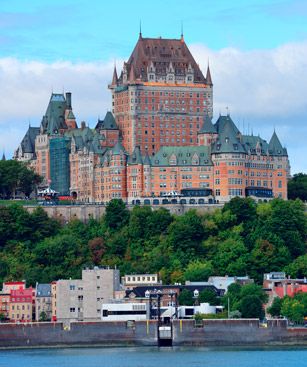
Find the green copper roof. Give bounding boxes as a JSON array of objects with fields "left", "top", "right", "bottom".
[
  {"left": 67, "top": 110, "right": 75, "bottom": 119},
  {"left": 143, "top": 152, "right": 151, "bottom": 165},
  {"left": 152, "top": 146, "right": 212, "bottom": 166},
  {"left": 111, "top": 140, "right": 126, "bottom": 155},
  {"left": 19, "top": 126, "right": 40, "bottom": 153},
  {"left": 198, "top": 114, "right": 217, "bottom": 134},
  {"left": 212, "top": 118, "right": 245, "bottom": 154},
  {"left": 215, "top": 115, "right": 239, "bottom": 135},
  {"left": 242, "top": 135, "right": 269, "bottom": 155},
  {"left": 42, "top": 93, "right": 68, "bottom": 134},
  {"left": 127, "top": 146, "right": 143, "bottom": 165},
  {"left": 95, "top": 112, "right": 118, "bottom": 131},
  {"left": 268, "top": 131, "right": 287, "bottom": 156}
]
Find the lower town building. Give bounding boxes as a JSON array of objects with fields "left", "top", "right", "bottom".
[
  {"left": 35, "top": 283, "right": 52, "bottom": 321},
  {"left": 54, "top": 267, "right": 120, "bottom": 322},
  {"left": 263, "top": 272, "right": 307, "bottom": 310},
  {"left": 121, "top": 273, "right": 161, "bottom": 290},
  {"left": 8, "top": 287, "right": 35, "bottom": 323}
]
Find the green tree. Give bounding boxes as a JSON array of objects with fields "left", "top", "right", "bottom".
[
  {"left": 240, "top": 295, "right": 264, "bottom": 319},
  {"left": 267, "top": 297, "right": 282, "bottom": 317},
  {"left": 281, "top": 297, "right": 305, "bottom": 324},
  {"left": 178, "top": 289, "right": 194, "bottom": 306},
  {"left": 104, "top": 199, "right": 129, "bottom": 230},
  {"left": 184, "top": 261, "right": 213, "bottom": 282},
  {"left": 288, "top": 173, "right": 307, "bottom": 201},
  {"left": 199, "top": 289, "right": 219, "bottom": 305},
  {"left": 284, "top": 254, "right": 307, "bottom": 279},
  {"left": 39, "top": 311, "right": 48, "bottom": 322}
]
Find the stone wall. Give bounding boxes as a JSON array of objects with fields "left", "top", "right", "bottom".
[
  {"left": 0, "top": 319, "right": 306, "bottom": 348},
  {"left": 24, "top": 203, "right": 222, "bottom": 223}
]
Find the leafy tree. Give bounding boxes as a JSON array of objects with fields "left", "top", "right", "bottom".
[
  {"left": 39, "top": 311, "right": 48, "bottom": 322},
  {"left": 199, "top": 289, "right": 219, "bottom": 305},
  {"left": 288, "top": 173, "right": 307, "bottom": 201},
  {"left": 88, "top": 237, "right": 106, "bottom": 265},
  {"left": 249, "top": 239, "right": 291, "bottom": 283},
  {"left": 0, "top": 159, "right": 42, "bottom": 198},
  {"left": 213, "top": 236, "right": 248, "bottom": 275},
  {"left": 284, "top": 254, "right": 307, "bottom": 279},
  {"left": 267, "top": 297, "right": 282, "bottom": 317},
  {"left": 281, "top": 297, "right": 305, "bottom": 324},
  {"left": 184, "top": 261, "right": 213, "bottom": 282},
  {"left": 104, "top": 199, "right": 129, "bottom": 230},
  {"left": 240, "top": 295, "right": 264, "bottom": 319},
  {"left": 178, "top": 289, "right": 194, "bottom": 306}
]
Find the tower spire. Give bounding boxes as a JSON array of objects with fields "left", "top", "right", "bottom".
[
  {"left": 180, "top": 20, "right": 184, "bottom": 42},
  {"left": 111, "top": 63, "right": 118, "bottom": 86},
  {"left": 206, "top": 61, "right": 213, "bottom": 86},
  {"left": 139, "top": 20, "right": 142, "bottom": 39}
]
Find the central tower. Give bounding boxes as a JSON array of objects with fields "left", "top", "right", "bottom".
[{"left": 109, "top": 32, "right": 213, "bottom": 156}]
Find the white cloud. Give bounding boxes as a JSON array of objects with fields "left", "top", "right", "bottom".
[{"left": 0, "top": 42, "right": 306, "bottom": 173}]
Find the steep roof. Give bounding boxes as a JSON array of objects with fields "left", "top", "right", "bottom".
[
  {"left": 19, "top": 126, "right": 40, "bottom": 153},
  {"left": 206, "top": 64, "right": 213, "bottom": 86},
  {"left": 268, "top": 131, "right": 287, "bottom": 156},
  {"left": 143, "top": 152, "right": 151, "bottom": 166},
  {"left": 241, "top": 135, "right": 269, "bottom": 155},
  {"left": 124, "top": 36, "right": 207, "bottom": 83},
  {"left": 214, "top": 115, "right": 240, "bottom": 135},
  {"left": 41, "top": 93, "right": 68, "bottom": 134},
  {"left": 36, "top": 284, "right": 51, "bottom": 297},
  {"left": 95, "top": 112, "right": 118, "bottom": 130},
  {"left": 198, "top": 114, "right": 217, "bottom": 134},
  {"left": 127, "top": 146, "right": 143, "bottom": 165},
  {"left": 152, "top": 146, "right": 212, "bottom": 166},
  {"left": 212, "top": 117, "right": 245, "bottom": 154},
  {"left": 111, "top": 140, "right": 126, "bottom": 155}
]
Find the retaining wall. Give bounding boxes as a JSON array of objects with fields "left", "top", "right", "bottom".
[
  {"left": 0, "top": 319, "right": 306, "bottom": 348},
  {"left": 24, "top": 204, "right": 222, "bottom": 222}
]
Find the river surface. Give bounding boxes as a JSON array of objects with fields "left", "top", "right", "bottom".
[{"left": 0, "top": 346, "right": 306, "bottom": 367}]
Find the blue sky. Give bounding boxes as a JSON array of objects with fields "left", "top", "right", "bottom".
[{"left": 0, "top": 0, "right": 307, "bottom": 173}]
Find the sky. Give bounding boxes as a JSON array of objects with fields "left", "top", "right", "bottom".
[{"left": 0, "top": 0, "right": 307, "bottom": 173}]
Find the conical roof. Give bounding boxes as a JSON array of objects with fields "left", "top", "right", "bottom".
[
  {"left": 206, "top": 64, "right": 213, "bottom": 86},
  {"left": 111, "top": 66, "right": 118, "bottom": 85},
  {"left": 198, "top": 114, "right": 217, "bottom": 134},
  {"left": 268, "top": 131, "right": 287, "bottom": 156},
  {"left": 212, "top": 117, "right": 245, "bottom": 154}
]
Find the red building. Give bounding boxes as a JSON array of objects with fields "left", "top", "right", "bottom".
[{"left": 8, "top": 286, "right": 35, "bottom": 323}]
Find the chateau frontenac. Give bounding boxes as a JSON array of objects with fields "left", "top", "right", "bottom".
[{"left": 14, "top": 33, "right": 290, "bottom": 203}]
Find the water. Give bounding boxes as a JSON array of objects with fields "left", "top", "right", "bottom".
[{"left": 0, "top": 346, "right": 306, "bottom": 367}]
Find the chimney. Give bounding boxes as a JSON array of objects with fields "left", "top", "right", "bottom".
[{"left": 66, "top": 92, "right": 72, "bottom": 109}]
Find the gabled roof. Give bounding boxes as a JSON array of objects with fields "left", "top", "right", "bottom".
[
  {"left": 268, "top": 131, "right": 287, "bottom": 156},
  {"left": 123, "top": 36, "right": 206, "bottom": 83},
  {"left": 19, "top": 126, "right": 40, "bottom": 154},
  {"left": 95, "top": 112, "right": 118, "bottom": 130},
  {"left": 111, "top": 140, "right": 126, "bottom": 155},
  {"left": 152, "top": 146, "right": 212, "bottom": 166},
  {"left": 241, "top": 135, "right": 269, "bottom": 155},
  {"left": 127, "top": 146, "right": 143, "bottom": 165},
  {"left": 198, "top": 114, "right": 217, "bottom": 134},
  {"left": 143, "top": 152, "right": 151, "bottom": 166},
  {"left": 67, "top": 110, "right": 75, "bottom": 119}
]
